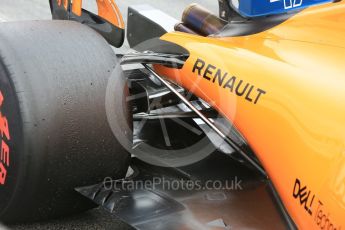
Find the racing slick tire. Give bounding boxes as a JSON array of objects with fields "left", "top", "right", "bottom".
[{"left": 0, "top": 20, "right": 130, "bottom": 223}]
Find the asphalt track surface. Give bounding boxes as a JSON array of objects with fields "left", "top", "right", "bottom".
[{"left": 0, "top": 0, "right": 218, "bottom": 229}]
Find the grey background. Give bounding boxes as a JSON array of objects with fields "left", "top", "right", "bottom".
[
  {"left": 0, "top": 0, "right": 218, "bottom": 21},
  {"left": 0, "top": 0, "right": 218, "bottom": 52},
  {"left": 0, "top": 0, "right": 218, "bottom": 229}
]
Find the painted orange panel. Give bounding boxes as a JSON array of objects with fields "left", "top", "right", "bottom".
[
  {"left": 155, "top": 1, "right": 345, "bottom": 229},
  {"left": 71, "top": 0, "right": 124, "bottom": 29},
  {"left": 96, "top": 0, "right": 124, "bottom": 29},
  {"left": 72, "top": 0, "right": 82, "bottom": 16}
]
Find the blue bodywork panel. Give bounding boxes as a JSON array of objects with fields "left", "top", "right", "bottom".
[{"left": 230, "top": 0, "right": 333, "bottom": 18}]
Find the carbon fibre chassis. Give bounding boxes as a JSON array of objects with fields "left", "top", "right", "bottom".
[
  {"left": 76, "top": 59, "right": 290, "bottom": 229},
  {"left": 76, "top": 154, "right": 286, "bottom": 230}
]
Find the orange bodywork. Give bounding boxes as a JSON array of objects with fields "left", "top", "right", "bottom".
[
  {"left": 96, "top": 0, "right": 124, "bottom": 29},
  {"left": 71, "top": 0, "right": 124, "bottom": 29},
  {"left": 155, "top": 1, "right": 345, "bottom": 229},
  {"left": 63, "top": 0, "right": 68, "bottom": 10}
]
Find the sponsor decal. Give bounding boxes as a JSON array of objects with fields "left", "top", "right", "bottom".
[
  {"left": 0, "top": 91, "right": 10, "bottom": 185},
  {"left": 293, "top": 178, "right": 315, "bottom": 215},
  {"left": 192, "top": 58, "right": 267, "bottom": 105},
  {"left": 293, "top": 178, "right": 342, "bottom": 230},
  {"left": 282, "top": 0, "right": 303, "bottom": 9}
]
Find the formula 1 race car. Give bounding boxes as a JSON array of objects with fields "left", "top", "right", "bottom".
[{"left": 0, "top": 0, "right": 344, "bottom": 229}]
